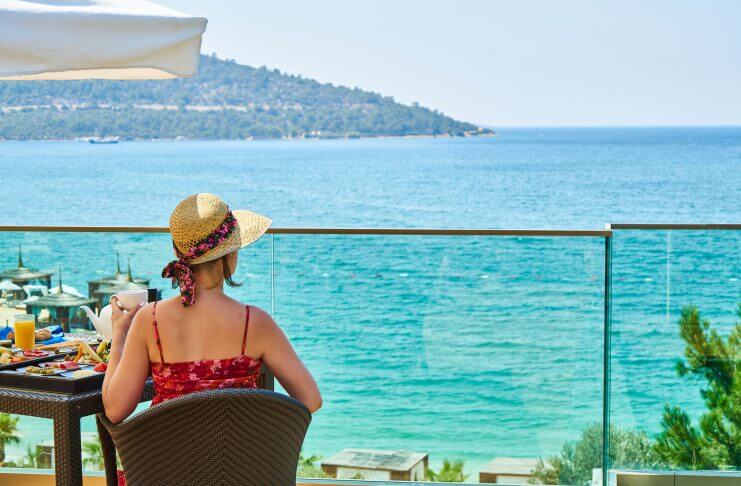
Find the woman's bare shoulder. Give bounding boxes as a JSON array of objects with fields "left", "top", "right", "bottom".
[
  {"left": 247, "top": 305, "right": 276, "bottom": 326},
  {"left": 152, "top": 296, "right": 185, "bottom": 311},
  {"left": 246, "top": 305, "right": 282, "bottom": 336},
  {"left": 145, "top": 296, "right": 189, "bottom": 320},
  {"left": 129, "top": 301, "right": 155, "bottom": 338}
]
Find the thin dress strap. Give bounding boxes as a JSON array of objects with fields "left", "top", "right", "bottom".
[
  {"left": 241, "top": 305, "right": 250, "bottom": 355},
  {"left": 152, "top": 301, "right": 165, "bottom": 363}
]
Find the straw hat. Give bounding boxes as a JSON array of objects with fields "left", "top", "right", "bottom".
[{"left": 169, "top": 193, "right": 271, "bottom": 265}]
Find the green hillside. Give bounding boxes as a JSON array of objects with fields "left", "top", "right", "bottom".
[{"left": 0, "top": 54, "right": 491, "bottom": 140}]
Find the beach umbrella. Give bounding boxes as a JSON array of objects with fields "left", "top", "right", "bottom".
[
  {"left": 49, "top": 284, "right": 84, "bottom": 298},
  {"left": 22, "top": 284, "right": 48, "bottom": 297},
  {"left": 0, "top": 280, "right": 21, "bottom": 291},
  {"left": 0, "top": 0, "right": 207, "bottom": 80}
]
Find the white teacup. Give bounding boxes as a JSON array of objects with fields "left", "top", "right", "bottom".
[{"left": 115, "top": 289, "right": 148, "bottom": 311}]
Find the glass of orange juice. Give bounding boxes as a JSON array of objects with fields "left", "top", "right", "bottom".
[{"left": 13, "top": 314, "right": 36, "bottom": 350}]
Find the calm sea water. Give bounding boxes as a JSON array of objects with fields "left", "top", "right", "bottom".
[
  {"left": 2, "top": 127, "right": 740, "bottom": 228},
  {"left": 0, "top": 128, "right": 739, "bottom": 476}
]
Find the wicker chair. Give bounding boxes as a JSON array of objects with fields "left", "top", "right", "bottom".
[{"left": 97, "top": 388, "right": 311, "bottom": 486}]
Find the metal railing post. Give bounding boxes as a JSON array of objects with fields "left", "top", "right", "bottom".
[
  {"left": 270, "top": 232, "right": 276, "bottom": 316},
  {"left": 602, "top": 224, "right": 613, "bottom": 486}
]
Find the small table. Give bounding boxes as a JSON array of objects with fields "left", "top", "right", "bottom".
[{"left": 0, "top": 381, "right": 154, "bottom": 486}]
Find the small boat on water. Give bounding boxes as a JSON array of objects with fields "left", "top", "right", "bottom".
[{"left": 88, "top": 136, "right": 119, "bottom": 144}]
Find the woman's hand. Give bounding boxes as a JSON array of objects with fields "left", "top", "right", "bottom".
[{"left": 110, "top": 296, "right": 144, "bottom": 339}]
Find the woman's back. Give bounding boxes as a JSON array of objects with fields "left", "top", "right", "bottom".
[
  {"left": 144, "top": 293, "right": 259, "bottom": 364},
  {"left": 145, "top": 295, "right": 263, "bottom": 405}
]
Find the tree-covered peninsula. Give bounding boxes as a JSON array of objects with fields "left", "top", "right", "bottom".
[{"left": 0, "top": 54, "right": 492, "bottom": 141}]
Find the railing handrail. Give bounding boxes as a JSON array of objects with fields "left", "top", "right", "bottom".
[
  {"left": 608, "top": 223, "right": 741, "bottom": 230},
  {"left": 0, "top": 223, "right": 738, "bottom": 235},
  {"left": 0, "top": 225, "right": 612, "bottom": 236}
]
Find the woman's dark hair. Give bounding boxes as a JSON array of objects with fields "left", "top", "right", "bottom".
[
  {"left": 221, "top": 255, "right": 242, "bottom": 288},
  {"left": 191, "top": 254, "right": 241, "bottom": 289}
]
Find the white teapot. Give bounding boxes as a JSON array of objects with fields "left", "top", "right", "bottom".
[
  {"left": 80, "top": 305, "right": 113, "bottom": 340},
  {"left": 81, "top": 289, "right": 147, "bottom": 340}
]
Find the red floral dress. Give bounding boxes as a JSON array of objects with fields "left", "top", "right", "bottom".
[
  {"left": 118, "top": 303, "right": 261, "bottom": 485},
  {"left": 150, "top": 303, "right": 262, "bottom": 403}
]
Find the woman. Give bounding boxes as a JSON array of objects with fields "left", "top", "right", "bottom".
[{"left": 102, "top": 193, "right": 321, "bottom": 425}]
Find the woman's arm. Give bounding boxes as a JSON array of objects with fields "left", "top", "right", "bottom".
[
  {"left": 102, "top": 298, "right": 151, "bottom": 423},
  {"left": 253, "top": 307, "right": 322, "bottom": 413}
]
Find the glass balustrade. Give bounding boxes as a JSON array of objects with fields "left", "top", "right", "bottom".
[
  {"left": 608, "top": 228, "right": 740, "bottom": 477},
  {"left": 272, "top": 233, "right": 606, "bottom": 481},
  {"left": 1, "top": 225, "right": 737, "bottom": 484}
]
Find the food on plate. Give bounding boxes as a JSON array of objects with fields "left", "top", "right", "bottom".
[
  {"left": 0, "top": 348, "right": 51, "bottom": 366},
  {"left": 73, "top": 341, "right": 105, "bottom": 364},
  {"left": 35, "top": 339, "right": 83, "bottom": 352},
  {"left": 56, "top": 347, "right": 78, "bottom": 355},
  {"left": 45, "top": 360, "right": 80, "bottom": 371},
  {"left": 95, "top": 340, "right": 110, "bottom": 362},
  {"left": 93, "top": 362, "right": 107, "bottom": 373},
  {"left": 25, "top": 366, "right": 56, "bottom": 375},
  {"left": 35, "top": 328, "right": 52, "bottom": 341},
  {"left": 71, "top": 369, "right": 97, "bottom": 379}
]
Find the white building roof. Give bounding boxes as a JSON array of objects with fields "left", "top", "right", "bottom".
[
  {"left": 481, "top": 457, "right": 540, "bottom": 476},
  {"left": 323, "top": 449, "right": 427, "bottom": 472}
]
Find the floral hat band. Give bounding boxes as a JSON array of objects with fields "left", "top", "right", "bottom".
[{"left": 162, "top": 210, "right": 238, "bottom": 307}]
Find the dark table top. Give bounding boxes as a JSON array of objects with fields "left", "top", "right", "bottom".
[{"left": 0, "top": 380, "right": 155, "bottom": 418}]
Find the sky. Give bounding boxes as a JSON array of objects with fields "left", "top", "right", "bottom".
[{"left": 160, "top": 0, "right": 741, "bottom": 127}]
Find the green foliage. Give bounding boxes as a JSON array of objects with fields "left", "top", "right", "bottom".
[
  {"left": 0, "top": 413, "right": 21, "bottom": 464},
  {"left": 297, "top": 452, "right": 329, "bottom": 479},
  {"left": 4, "top": 445, "right": 39, "bottom": 468},
  {"left": 426, "top": 458, "right": 468, "bottom": 482},
  {"left": 0, "top": 55, "right": 490, "bottom": 140},
  {"left": 654, "top": 304, "right": 741, "bottom": 470},
  {"left": 531, "top": 424, "right": 659, "bottom": 485},
  {"left": 21, "top": 445, "right": 39, "bottom": 468},
  {"left": 82, "top": 437, "right": 104, "bottom": 471}
]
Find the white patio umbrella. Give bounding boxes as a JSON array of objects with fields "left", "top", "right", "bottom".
[
  {"left": 0, "top": 279, "right": 21, "bottom": 291},
  {"left": 0, "top": 0, "right": 207, "bottom": 80},
  {"left": 49, "top": 284, "right": 84, "bottom": 297},
  {"left": 23, "top": 283, "right": 48, "bottom": 297}
]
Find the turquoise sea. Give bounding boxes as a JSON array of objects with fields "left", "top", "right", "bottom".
[{"left": 0, "top": 128, "right": 739, "bottom": 476}]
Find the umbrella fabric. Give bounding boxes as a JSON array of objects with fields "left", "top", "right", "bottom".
[
  {"left": 49, "top": 284, "right": 85, "bottom": 298},
  {"left": 0, "top": 280, "right": 21, "bottom": 291},
  {"left": 0, "top": 0, "right": 207, "bottom": 80},
  {"left": 22, "top": 284, "right": 48, "bottom": 297}
]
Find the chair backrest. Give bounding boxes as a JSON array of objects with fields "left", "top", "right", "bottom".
[{"left": 98, "top": 389, "right": 311, "bottom": 486}]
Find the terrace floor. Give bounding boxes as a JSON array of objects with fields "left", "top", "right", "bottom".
[{"left": 0, "top": 469, "right": 330, "bottom": 486}]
